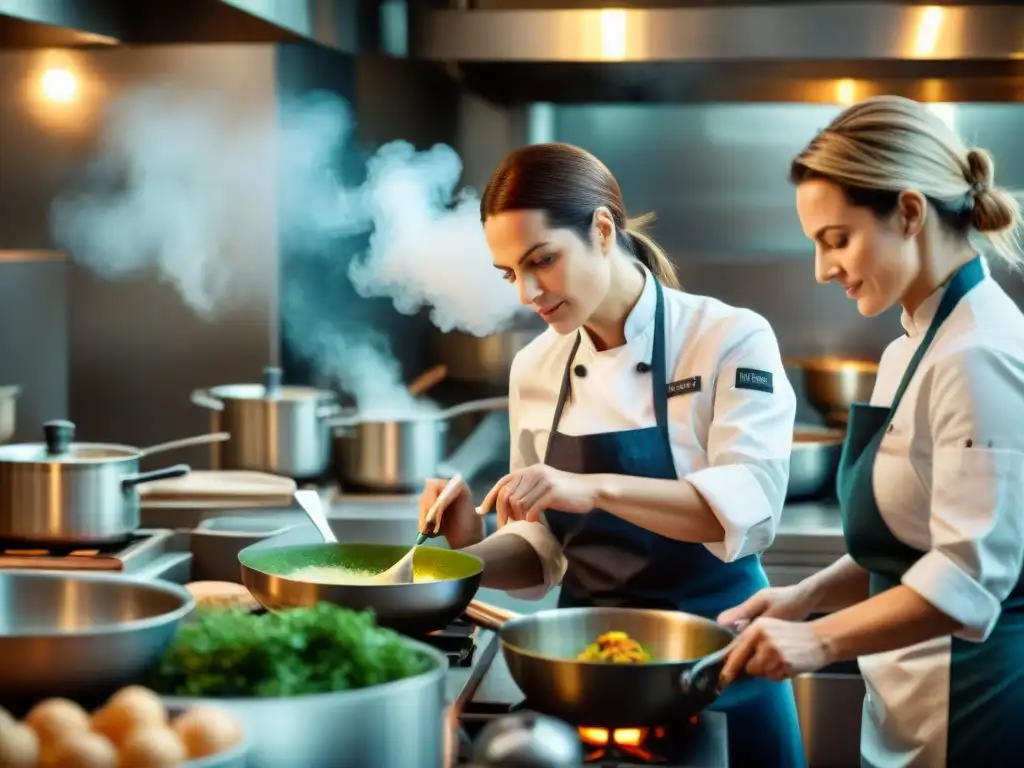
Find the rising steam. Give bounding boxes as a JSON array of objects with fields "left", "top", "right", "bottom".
[{"left": 50, "top": 87, "right": 523, "bottom": 409}]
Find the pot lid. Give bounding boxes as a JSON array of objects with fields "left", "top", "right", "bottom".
[
  {"left": 208, "top": 366, "right": 335, "bottom": 402},
  {"left": 0, "top": 420, "right": 139, "bottom": 463}
]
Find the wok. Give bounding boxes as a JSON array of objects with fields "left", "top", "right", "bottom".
[
  {"left": 238, "top": 542, "right": 483, "bottom": 636},
  {"left": 464, "top": 603, "right": 737, "bottom": 727}
]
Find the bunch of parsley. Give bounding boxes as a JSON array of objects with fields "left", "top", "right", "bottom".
[{"left": 148, "top": 603, "right": 432, "bottom": 697}]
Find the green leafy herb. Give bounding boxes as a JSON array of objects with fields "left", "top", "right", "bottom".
[{"left": 148, "top": 603, "right": 432, "bottom": 698}]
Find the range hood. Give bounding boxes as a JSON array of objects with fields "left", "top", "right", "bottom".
[
  {"left": 408, "top": 2, "right": 1024, "bottom": 103},
  {"left": 0, "top": 0, "right": 375, "bottom": 51}
]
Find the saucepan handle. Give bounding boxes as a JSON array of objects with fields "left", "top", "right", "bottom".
[
  {"left": 190, "top": 389, "right": 223, "bottom": 412},
  {"left": 678, "top": 645, "right": 732, "bottom": 698},
  {"left": 463, "top": 600, "right": 520, "bottom": 631},
  {"left": 123, "top": 464, "right": 191, "bottom": 489}
]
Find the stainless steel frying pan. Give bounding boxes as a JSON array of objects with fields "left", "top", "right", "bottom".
[{"left": 465, "top": 602, "right": 736, "bottom": 727}]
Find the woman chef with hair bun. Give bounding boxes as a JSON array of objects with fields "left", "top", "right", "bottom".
[
  {"left": 419, "top": 142, "right": 806, "bottom": 767},
  {"left": 719, "top": 96, "right": 1024, "bottom": 767}
]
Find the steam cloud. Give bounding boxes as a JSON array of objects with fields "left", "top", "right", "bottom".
[{"left": 50, "top": 87, "right": 525, "bottom": 410}]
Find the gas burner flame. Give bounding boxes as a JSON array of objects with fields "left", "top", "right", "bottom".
[
  {"left": 577, "top": 716, "right": 699, "bottom": 763},
  {"left": 578, "top": 726, "right": 660, "bottom": 762}
]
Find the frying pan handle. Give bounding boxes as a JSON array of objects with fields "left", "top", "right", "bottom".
[
  {"left": 678, "top": 645, "right": 731, "bottom": 698},
  {"left": 463, "top": 600, "right": 520, "bottom": 631}
]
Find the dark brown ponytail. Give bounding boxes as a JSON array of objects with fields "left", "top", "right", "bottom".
[{"left": 481, "top": 143, "right": 681, "bottom": 289}]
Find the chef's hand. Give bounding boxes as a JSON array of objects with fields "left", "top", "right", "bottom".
[
  {"left": 719, "top": 617, "right": 832, "bottom": 685},
  {"left": 480, "top": 465, "right": 597, "bottom": 526},
  {"left": 419, "top": 477, "right": 484, "bottom": 550},
  {"left": 716, "top": 584, "right": 817, "bottom": 632}
]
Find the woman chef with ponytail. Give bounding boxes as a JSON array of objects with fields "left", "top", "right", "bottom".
[{"left": 419, "top": 142, "right": 806, "bottom": 767}]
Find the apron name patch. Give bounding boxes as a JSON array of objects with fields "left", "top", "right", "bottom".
[
  {"left": 667, "top": 376, "right": 702, "bottom": 398},
  {"left": 735, "top": 368, "right": 773, "bottom": 393}
]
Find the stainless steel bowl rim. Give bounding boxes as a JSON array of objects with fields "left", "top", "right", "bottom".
[
  {"left": 208, "top": 384, "right": 336, "bottom": 402},
  {"left": 0, "top": 570, "right": 196, "bottom": 638},
  {"left": 498, "top": 606, "right": 738, "bottom": 667},
  {"left": 159, "top": 637, "right": 448, "bottom": 705}
]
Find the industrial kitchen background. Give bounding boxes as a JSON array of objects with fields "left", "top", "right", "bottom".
[{"left": 0, "top": 2, "right": 1022, "bottom": 766}]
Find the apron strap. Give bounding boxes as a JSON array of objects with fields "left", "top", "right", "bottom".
[
  {"left": 546, "top": 273, "right": 670, "bottom": 449},
  {"left": 883, "top": 255, "right": 986, "bottom": 423}
]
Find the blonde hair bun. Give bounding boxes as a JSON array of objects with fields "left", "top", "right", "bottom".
[{"left": 968, "top": 148, "right": 1020, "bottom": 234}]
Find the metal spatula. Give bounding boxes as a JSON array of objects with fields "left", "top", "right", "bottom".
[{"left": 294, "top": 489, "right": 337, "bottom": 544}]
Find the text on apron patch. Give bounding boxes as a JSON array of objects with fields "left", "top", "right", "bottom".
[{"left": 735, "top": 368, "right": 773, "bottom": 393}]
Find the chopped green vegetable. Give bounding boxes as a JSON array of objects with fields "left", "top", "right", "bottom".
[{"left": 148, "top": 603, "right": 433, "bottom": 698}]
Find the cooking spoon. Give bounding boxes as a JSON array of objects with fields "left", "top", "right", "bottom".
[
  {"left": 371, "top": 474, "right": 465, "bottom": 584},
  {"left": 294, "top": 489, "right": 337, "bottom": 544},
  {"left": 140, "top": 432, "right": 231, "bottom": 457},
  {"left": 327, "top": 396, "right": 508, "bottom": 428}
]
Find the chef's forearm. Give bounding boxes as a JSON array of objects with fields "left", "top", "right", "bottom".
[
  {"left": 463, "top": 534, "right": 547, "bottom": 591},
  {"left": 800, "top": 555, "right": 871, "bottom": 613},
  {"left": 811, "top": 585, "right": 961, "bottom": 663},
  {"left": 590, "top": 474, "right": 726, "bottom": 543}
]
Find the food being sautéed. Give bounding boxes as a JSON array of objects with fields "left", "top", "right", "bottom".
[
  {"left": 578, "top": 631, "right": 653, "bottom": 663},
  {"left": 287, "top": 565, "right": 439, "bottom": 584}
]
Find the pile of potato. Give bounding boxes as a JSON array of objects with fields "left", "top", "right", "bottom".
[{"left": 0, "top": 686, "right": 243, "bottom": 768}]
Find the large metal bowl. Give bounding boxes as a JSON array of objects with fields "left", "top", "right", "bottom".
[
  {"left": 787, "top": 357, "right": 878, "bottom": 428},
  {"left": 787, "top": 424, "right": 845, "bottom": 500},
  {"left": 160, "top": 638, "right": 448, "bottom": 768},
  {"left": 0, "top": 571, "right": 194, "bottom": 705}
]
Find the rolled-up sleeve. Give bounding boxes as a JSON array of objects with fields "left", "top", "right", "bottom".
[
  {"left": 489, "top": 354, "right": 568, "bottom": 600},
  {"left": 684, "top": 312, "right": 796, "bottom": 562},
  {"left": 901, "top": 344, "right": 1024, "bottom": 642}
]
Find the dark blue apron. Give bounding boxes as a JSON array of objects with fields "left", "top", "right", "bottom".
[
  {"left": 543, "top": 278, "right": 806, "bottom": 768},
  {"left": 839, "top": 256, "right": 1024, "bottom": 766}
]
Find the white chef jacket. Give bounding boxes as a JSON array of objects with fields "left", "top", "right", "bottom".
[
  {"left": 860, "top": 269, "right": 1024, "bottom": 767},
  {"left": 491, "top": 266, "right": 797, "bottom": 600}
]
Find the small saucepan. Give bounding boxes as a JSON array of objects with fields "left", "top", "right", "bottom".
[
  {"left": 464, "top": 602, "right": 738, "bottom": 727},
  {"left": 0, "top": 420, "right": 191, "bottom": 545}
]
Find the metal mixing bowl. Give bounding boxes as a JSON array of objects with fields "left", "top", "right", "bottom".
[
  {"left": 787, "top": 357, "right": 879, "bottom": 428},
  {"left": 0, "top": 571, "right": 194, "bottom": 703},
  {"left": 787, "top": 424, "right": 846, "bottom": 500}
]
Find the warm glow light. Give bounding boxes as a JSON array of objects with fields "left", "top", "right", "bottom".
[
  {"left": 41, "top": 68, "right": 78, "bottom": 102},
  {"left": 599, "top": 9, "right": 627, "bottom": 61},
  {"left": 835, "top": 79, "right": 857, "bottom": 105},
  {"left": 913, "top": 7, "right": 946, "bottom": 57}
]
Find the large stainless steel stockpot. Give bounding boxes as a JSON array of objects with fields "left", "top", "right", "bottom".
[
  {"left": 0, "top": 420, "right": 190, "bottom": 544},
  {"left": 191, "top": 366, "right": 339, "bottom": 480}
]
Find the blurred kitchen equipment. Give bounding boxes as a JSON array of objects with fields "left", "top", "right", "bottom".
[
  {"left": 184, "top": 580, "right": 261, "bottom": 612},
  {"left": 787, "top": 424, "right": 845, "bottom": 500},
  {"left": 463, "top": 603, "right": 736, "bottom": 726},
  {"left": 787, "top": 356, "right": 879, "bottom": 428},
  {"left": 407, "top": 364, "right": 447, "bottom": 397},
  {"left": 0, "top": 385, "right": 18, "bottom": 444},
  {"left": 139, "top": 470, "right": 297, "bottom": 504},
  {"left": 161, "top": 639, "right": 449, "bottom": 768},
  {"left": 0, "top": 420, "right": 189, "bottom": 545},
  {"left": 330, "top": 396, "right": 508, "bottom": 493},
  {"left": 472, "top": 711, "right": 583, "bottom": 767},
  {"left": 239, "top": 541, "right": 482, "bottom": 635},
  {"left": 190, "top": 515, "right": 303, "bottom": 583},
  {"left": 429, "top": 316, "right": 545, "bottom": 388},
  {"left": 190, "top": 366, "right": 339, "bottom": 480},
  {"left": 140, "top": 431, "right": 230, "bottom": 458},
  {"left": 372, "top": 473, "right": 461, "bottom": 584},
  {"left": 0, "top": 570, "right": 194, "bottom": 702},
  {"left": 294, "top": 489, "right": 337, "bottom": 544}
]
